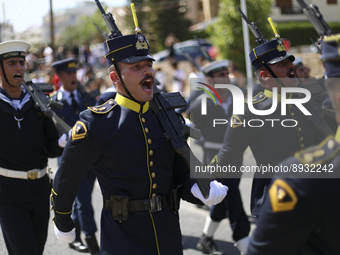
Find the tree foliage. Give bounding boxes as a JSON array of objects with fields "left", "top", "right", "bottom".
[
  {"left": 207, "top": 0, "right": 272, "bottom": 74},
  {"left": 57, "top": 9, "right": 109, "bottom": 47},
  {"left": 125, "top": 0, "right": 193, "bottom": 53}
]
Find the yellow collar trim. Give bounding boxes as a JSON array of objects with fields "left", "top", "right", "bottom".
[
  {"left": 335, "top": 126, "right": 340, "bottom": 143},
  {"left": 264, "top": 89, "right": 282, "bottom": 102},
  {"left": 115, "top": 93, "right": 149, "bottom": 113}
]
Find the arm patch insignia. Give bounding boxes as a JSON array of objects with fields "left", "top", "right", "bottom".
[
  {"left": 72, "top": 121, "right": 87, "bottom": 140},
  {"left": 231, "top": 115, "right": 244, "bottom": 128},
  {"left": 269, "top": 179, "right": 297, "bottom": 212}
]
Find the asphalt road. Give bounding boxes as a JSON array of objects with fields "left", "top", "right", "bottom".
[{"left": 0, "top": 140, "right": 257, "bottom": 255}]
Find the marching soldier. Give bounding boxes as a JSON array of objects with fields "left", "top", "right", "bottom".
[
  {"left": 247, "top": 33, "right": 340, "bottom": 255},
  {"left": 213, "top": 37, "right": 325, "bottom": 221},
  {"left": 50, "top": 58, "right": 99, "bottom": 254},
  {"left": 188, "top": 60, "right": 250, "bottom": 254},
  {"left": 51, "top": 30, "right": 228, "bottom": 254},
  {"left": 0, "top": 40, "right": 65, "bottom": 255}
]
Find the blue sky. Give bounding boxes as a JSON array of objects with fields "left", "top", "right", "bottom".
[{"left": 2, "top": 0, "right": 127, "bottom": 32}]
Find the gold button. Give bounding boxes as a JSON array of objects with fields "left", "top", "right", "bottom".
[
  {"left": 301, "top": 144, "right": 304, "bottom": 148},
  {"left": 145, "top": 127, "right": 149, "bottom": 133},
  {"left": 298, "top": 127, "right": 302, "bottom": 132},
  {"left": 289, "top": 105, "right": 292, "bottom": 109},
  {"left": 152, "top": 183, "right": 157, "bottom": 189},
  {"left": 328, "top": 139, "right": 335, "bottom": 149},
  {"left": 151, "top": 172, "right": 156, "bottom": 178},
  {"left": 152, "top": 193, "right": 156, "bottom": 197},
  {"left": 300, "top": 137, "right": 303, "bottom": 141},
  {"left": 148, "top": 139, "right": 152, "bottom": 144},
  {"left": 150, "top": 161, "right": 154, "bottom": 167},
  {"left": 142, "top": 117, "right": 145, "bottom": 123},
  {"left": 291, "top": 112, "right": 295, "bottom": 116},
  {"left": 149, "top": 150, "right": 153, "bottom": 156},
  {"left": 109, "top": 100, "right": 114, "bottom": 105}
]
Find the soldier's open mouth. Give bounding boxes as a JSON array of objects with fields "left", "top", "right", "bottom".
[
  {"left": 287, "top": 69, "right": 296, "bottom": 78},
  {"left": 14, "top": 74, "right": 22, "bottom": 79},
  {"left": 141, "top": 79, "right": 153, "bottom": 92}
]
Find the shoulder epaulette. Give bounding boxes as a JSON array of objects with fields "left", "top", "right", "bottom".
[
  {"left": 294, "top": 136, "right": 340, "bottom": 165},
  {"left": 316, "top": 73, "right": 325, "bottom": 80},
  {"left": 245, "top": 92, "right": 266, "bottom": 104},
  {"left": 49, "top": 91, "right": 57, "bottom": 98},
  {"left": 88, "top": 99, "right": 117, "bottom": 114}
]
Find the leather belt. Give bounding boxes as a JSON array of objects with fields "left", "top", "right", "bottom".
[
  {"left": 104, "top": 195, "right": 169, "bottom": 213},
  {"left": 0, "top": 166, "right": 47, "bottom": 180}
]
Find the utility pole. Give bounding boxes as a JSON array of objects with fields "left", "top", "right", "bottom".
[
  {"left": 240, "top": 0, "right": 253, "bottom": 83},
  {"left": 49, "top": 0, "right": 55, "bottom": 61}
]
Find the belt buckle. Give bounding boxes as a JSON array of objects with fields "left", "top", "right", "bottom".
[
  {"left": 149, "top": 196, "right": 162, "bottom": 213},
  {"left": 28, "top": 170, "right": 38, "bottom": 180}
]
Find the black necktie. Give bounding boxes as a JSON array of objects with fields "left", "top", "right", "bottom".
[{"left": 70, "top": 93, "right": 79, "bottom": 112}]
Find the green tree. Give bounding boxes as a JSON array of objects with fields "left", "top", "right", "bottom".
[
  {"left": 207, "top": 0, "right": 272, "bottom": 74},
  {"left": 57, "top": 9, "right": 109, "bottom": 49},
  {"left": 125, "top": 0, "right": 193, "bottom": 53}
]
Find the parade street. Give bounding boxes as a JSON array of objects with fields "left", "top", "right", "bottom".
[{"left": 0, "top": 140, "right": 256, "bottom": 255}]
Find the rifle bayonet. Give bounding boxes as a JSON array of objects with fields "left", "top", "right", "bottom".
[
  {"left": 92, "top": 21, "right": 109, "bottom": 40},
  {"left": 237, "top": 6, "right": 267, "bottom": 44}
]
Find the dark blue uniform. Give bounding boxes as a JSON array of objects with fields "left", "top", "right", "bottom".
[
  {"left": 50, "top": 87, "right": 96, "bottom": 126},
  {"left": 189, "top": 93, "right": 249, "bottom": 241},
  {"left": 96, "top": 90, "right": 116, "bottom": 106},
  {"left": 52, "top": 93, "right": 202, "bottom": 254},
  {"left": 216, "top": 90, "right": 322, "bottom": 216},
  {"left": 247, "top": 135, "right": 340, "bottom": 255},
  {"left": 51, "top": 87, "right": 98, "bottom": 237},
  {"left": 0, "top": 87, "right": 62, "bottom": 255}
]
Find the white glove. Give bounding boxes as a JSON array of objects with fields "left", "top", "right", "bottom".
[
  {"left": 58, "top": 133, "right": 68, "bottom": 148},
  {"left": 191, "top": 180, "right": 228, "bottom": 206},
  {"left": 58, "top": 129, "right": 72, "bottom": 148},
  {"left": 54, "top": 225, "right": 76, "bottom": 243}
]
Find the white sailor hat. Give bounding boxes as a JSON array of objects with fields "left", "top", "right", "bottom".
[
  {"left": 0, "top": 40, "right": 31, "bottom": 60},
  {"left": 293, "top": 57, "right": 303, "bottom": 69},
  {"left": 201, "top": 60, "right": 230, "bottom": 76}
]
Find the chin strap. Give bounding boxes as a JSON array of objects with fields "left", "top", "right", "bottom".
[
  {"left": 0, "top": 61, "right": 15, "bottom": 88},
  {"left": 263, "top": 63, "right": 286, "bottom": 88},
  {"left": 113, "top": 61, "right": 139, "bottom": 103}
]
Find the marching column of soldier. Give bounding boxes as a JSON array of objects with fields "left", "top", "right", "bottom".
[{"left": 0, "top": 1, "right": 339, "bottom": 255}]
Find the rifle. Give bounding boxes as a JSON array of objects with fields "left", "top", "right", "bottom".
[
  {"left": 92, "top": 21, "right": 109, "bottom": 40},
  {"left": 237, "top": 6, "right": 267, "bottom": 45},
  {"left": 23, "top": 73, "right": 72, "bottom": 137},
  {"left": 309, "top": 37, "right": 322, "bottom": 54},
  {"left": 76, "top": 82, "right": 99, "bottom": 107},
  {"left": 95, "top": 0, "right": 122, "bottom": 39},
  {"left": 296, "top": 0, "right": 334, "bottom": 37},
  {"left": 95, "top": 0, "right": 212, "bottom": 198},
  {"left": 193, "top": 35, "right": 213, "bottom": 62},
  {"left": 181, "top": 49, "right": 202, "bottom": 73},
  {"left": 237, "top": 6, "right": 334, "bottom": 136}
]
